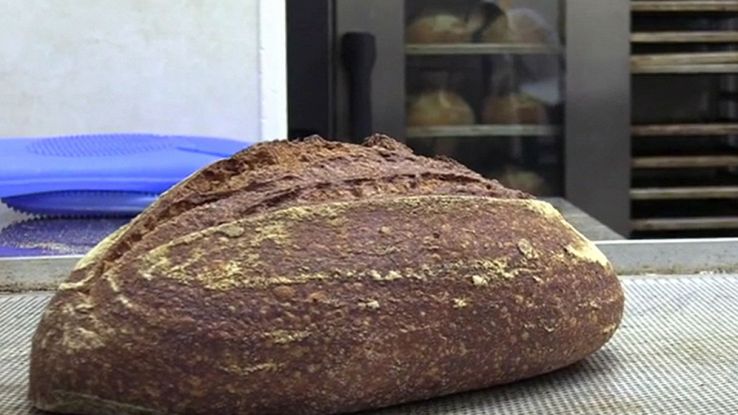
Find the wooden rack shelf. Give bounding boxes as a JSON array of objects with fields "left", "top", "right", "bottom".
[
  {"left": 631, "top": 186, "right": 738, "bottom": 200},
  {"left": 633, "top": 52, "right": 738, "bottom": 66},
  {"left": 632, "top": 1, "right": 738, "bottom": 12},
  {"left": 632, "top": 217, "right": 738, "bottom": 231},
  {"left": 633, "top": 63, "right": 738, "bottom": 74},
  {"left": 633, "top": 155, "right": 738, "bottom": 169},
  {"left": 632, "top": 52, "right": 738, "bottom": 74},
  {"left": 406, "top": 43, "right": 559, "bottom": 56},
  {"left": 406, "top": 125, "right": 559, "bottom": 138},
  {"left": 632, "top": 31, "right": 738, "bottom": 43},
  {"left": 632, "top": 123, "right": 738, "bottom": 136}
]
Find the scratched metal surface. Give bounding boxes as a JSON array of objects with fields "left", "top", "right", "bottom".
[{"left": 2, "top": 275, "right": 737, "bottom": 415}]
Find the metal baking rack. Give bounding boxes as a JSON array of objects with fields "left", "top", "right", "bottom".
[{"left": 631, "top": 1, "right": 738, "bottom": 235}]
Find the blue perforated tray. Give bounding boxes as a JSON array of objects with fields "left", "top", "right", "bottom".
[{"left": 0, "top": 134, "right": 250, "bottom": 216}]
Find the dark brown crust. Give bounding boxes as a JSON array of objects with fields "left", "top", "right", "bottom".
[
  {"left": 63, "top": 135, "right": 525, "bottom": 286},
  {"left": 29, "top": 137, "right": 623, "bottom": 415}
]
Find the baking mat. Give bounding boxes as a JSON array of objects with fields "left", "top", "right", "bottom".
[
  {"left": 0, "top": 217, "right": 127, "bottom": 257},
  {"left": 0, "top": 204, "right": 126, "bottom": 257},
  {"left": 2, "top": 275, "right": 737, "bottom": 415}
]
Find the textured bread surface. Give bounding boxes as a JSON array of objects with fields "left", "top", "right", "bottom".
[{"left": 29, "top": 135, "right": 623, "bottom": 415}]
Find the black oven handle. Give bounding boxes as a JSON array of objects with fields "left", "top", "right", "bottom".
[{"left": 341, "top": 32, "right": 376, "bottom": 141}]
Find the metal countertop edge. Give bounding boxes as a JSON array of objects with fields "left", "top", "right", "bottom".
[
  {"left": 596, "top": 238, "right": 738, "bottom": 276},
  {"left": 0, "top": 255, "right": 80, "bottom": 290},
  {"left": 2, "top": 238, "right": 738, "bottom": 290}
]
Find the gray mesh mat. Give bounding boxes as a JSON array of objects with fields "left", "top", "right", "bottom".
[{"left": 2, "top": 275, "right": 738, "bottom": 415}]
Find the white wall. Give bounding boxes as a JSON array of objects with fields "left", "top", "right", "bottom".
[{"left": 0, "top": 0, "right": 286, "bottom": 141}]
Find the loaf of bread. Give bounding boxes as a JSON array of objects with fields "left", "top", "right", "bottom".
[
  {"left": 406, "top": 13, "right": 471, "bottom": 44},
  {"left": 498, "top": 166, "right": 550, "bottom": 196},
  {"left": 29, "top": 135, "right": 623, "bottom": 415},
  {"left": 482, "top": 11, "right": 549, "bottom": 44},
  {"left": 482, "top": 93, "right": 548, "bottom": 124},
  {"left": 408, "top": 89, "right": 476, "bottom": 127}
]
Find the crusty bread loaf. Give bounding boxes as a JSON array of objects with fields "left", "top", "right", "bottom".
[
  {"left": 499, "top": 166, "right": 550, "bottom": 196},
  {"left": 482, "top": 93, "right": 548, "bottom": 125},
  {"left": 481, "top": 11, "right": 549, "bottom": 44},
  {"left": 29, "top": 135, "right": 623, "bottom": 415},
  {"left": 406, "top": 13, "right": 471, "bottom": 44},
  {"left": 407, "top": 89, "right": 476, "bottom": 127}
]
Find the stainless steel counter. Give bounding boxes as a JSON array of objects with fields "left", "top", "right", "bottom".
[{"left": 545, "top": 197, "right": 624, "bottom": 241}]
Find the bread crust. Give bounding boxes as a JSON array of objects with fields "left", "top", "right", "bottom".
[{"left": 29, "top": 136, "right": 623, "bottom": 415}]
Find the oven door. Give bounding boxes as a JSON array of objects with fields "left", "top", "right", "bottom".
[{"left": 287, "top": 0, "right": 630, "bottom": 236}]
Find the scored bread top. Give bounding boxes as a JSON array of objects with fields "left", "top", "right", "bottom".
[{"left": 70, "top": 135, "right": 528, "bottom": 285}]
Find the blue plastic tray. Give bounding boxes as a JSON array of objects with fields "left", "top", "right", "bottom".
[{"left": 0, "top": 134, "right": 250, "bottom": 216}]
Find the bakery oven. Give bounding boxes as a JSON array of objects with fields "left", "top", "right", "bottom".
[{"left": 287, "top": 0, "right": 632, "bottom": 235}]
